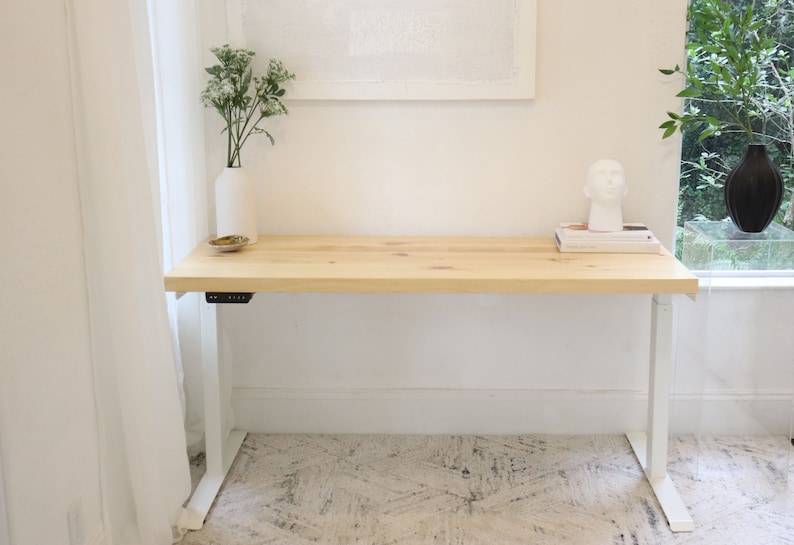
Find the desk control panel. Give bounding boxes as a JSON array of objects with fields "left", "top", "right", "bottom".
[{"left": 205, "top": 292, "right": 254, "bottom": 304}]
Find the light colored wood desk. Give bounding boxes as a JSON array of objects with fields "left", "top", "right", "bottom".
[{"left": 165, "top": 235, "right": 699, "bottom": 531}]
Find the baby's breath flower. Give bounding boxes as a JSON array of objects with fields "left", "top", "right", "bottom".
[
  {"left": 260, "top": 97, "right": 288, "bottom": 117},
  {"left": 211, "top": 45, "right": 255, "bottom": 73},
  {"left": 267, "top": 59, "right": 294, "bottom": 83},
  {"left": 201, "top": 44, "right": 295, "bottom": 167},
  {"left": 200, "top": 79, "right": 236, "bottom": 107}
]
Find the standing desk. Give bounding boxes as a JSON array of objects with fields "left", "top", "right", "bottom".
[{"left": 164, "top": 235, "right": 699, "bottom": 531}]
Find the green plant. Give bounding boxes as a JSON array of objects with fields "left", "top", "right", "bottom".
[
  {"left": 200, "top": 44, "right": 295, "bottom": 168},
  {"left": 659, "top": 0, "right": 783, "bottom": 144}
]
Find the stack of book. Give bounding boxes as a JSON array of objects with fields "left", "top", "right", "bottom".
[{"left": 554, "top": 222, "right": 661, "bottom": 253}]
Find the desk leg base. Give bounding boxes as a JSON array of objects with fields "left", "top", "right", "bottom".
[
  {"left": 627, "top": 432, "right": 694, "bottom": 532},
  {"left": 184, "top": 430, "right": 247, "bottom": 530}
]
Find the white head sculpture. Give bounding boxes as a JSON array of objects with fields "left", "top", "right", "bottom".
[{"left": 583, "top": 159, "right": 628, "bottom": 232}]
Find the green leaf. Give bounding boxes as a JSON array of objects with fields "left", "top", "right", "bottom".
[
  {"left": 241, "top": 70, "right": 252, "bottom": 95},
  {"left": 697, "top": 127, "right": 719, "bottom": 142},
  {"left": 676, "top": 88, "right": 701, "bottom": 98},
  {"left": 692, "top": 78, "right": 703, "bottom": 92}
]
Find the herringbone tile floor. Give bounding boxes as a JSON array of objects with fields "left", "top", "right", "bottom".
[{"left": 180, "top": 434, "right": 794, "bottom": 544}]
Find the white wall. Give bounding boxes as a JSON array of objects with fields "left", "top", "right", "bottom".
[
  {"left": 185, "top": 1, "right": 794, "bottom": 437},
  {"left": 204, "top": 1, "right": 687, "bottom": 244},
  {"left": 0, "top": 1, "right": 105, "bottom": 544}
]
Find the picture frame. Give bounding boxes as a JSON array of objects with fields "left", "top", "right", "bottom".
[{"left": 232, "top": 0, "right": 537, "bottom": 100}]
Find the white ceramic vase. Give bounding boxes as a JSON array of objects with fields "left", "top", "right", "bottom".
[{"left": 215, "top": 166, "right": 257, "bottom": 244}]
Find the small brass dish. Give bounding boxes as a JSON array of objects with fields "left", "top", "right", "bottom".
[{"left": 208, "top": 235, "right": 249, "bottom": 252}]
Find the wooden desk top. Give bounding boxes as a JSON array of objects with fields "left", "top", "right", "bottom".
[{"left": 164, "top": 235, "right": 699, "bottom": 295}]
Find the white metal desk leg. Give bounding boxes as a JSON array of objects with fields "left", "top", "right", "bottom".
[
  {"left": 627, "top": 293, "right": 693, "bottom": 532},
  {"left": 647, "top": 293, "right": 674, "bottom": 479},
  {"left": 184, "top": 299, "right": 247, "bottom": 530}
]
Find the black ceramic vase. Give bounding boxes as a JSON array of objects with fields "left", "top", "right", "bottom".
[{"left": 723, "top": 143, "right": 784, "bottom": 233}]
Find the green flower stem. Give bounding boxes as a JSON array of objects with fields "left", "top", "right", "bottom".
[
  {"left": 225, "top": 103, "right": 234, "bottom": 167},
  {"left": 231, "top": 96, "right": 262, "bottom": 166}
]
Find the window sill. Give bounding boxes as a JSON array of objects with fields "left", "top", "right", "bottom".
[{"left": 692, "top": 271, "right": 794, "bottom": 290}]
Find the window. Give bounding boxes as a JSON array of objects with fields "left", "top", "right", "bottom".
[{"left": 662, "top": 0, "right": 794, "bottom": 260}]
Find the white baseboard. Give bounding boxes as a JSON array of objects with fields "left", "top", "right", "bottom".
[{"left": 232, "top": 387, "right": 794, "bottom": 436}]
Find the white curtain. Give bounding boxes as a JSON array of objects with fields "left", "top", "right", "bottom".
[
  {"left": 65, "top": 0, "right": 192, "bottom": 543},
  {"left": 0, "top": 442, "right": 8, "bottom": 545},
  {"left": 147, "top": 0, "right": 211, "bottom": 454},
  {"left": 148, "top": 0, "right": 238, "bottom": 456}
]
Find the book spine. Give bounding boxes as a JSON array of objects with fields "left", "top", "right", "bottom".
[
  {"left": 555, "top": 231, "right": 660, "bottom": 253},
  {"left": 558, "top": 224, "right": 653, "bottom": 241},
  {"left": 560, "top": 231, "right": 653, "bottom": 241},
  {"left": 557, "top": 241, "right": 660, "bottom": 253}
]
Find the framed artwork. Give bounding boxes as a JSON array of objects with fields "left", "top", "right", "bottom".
[{"left": 232, "top": 0, "right": 537, "bottom": 100}]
